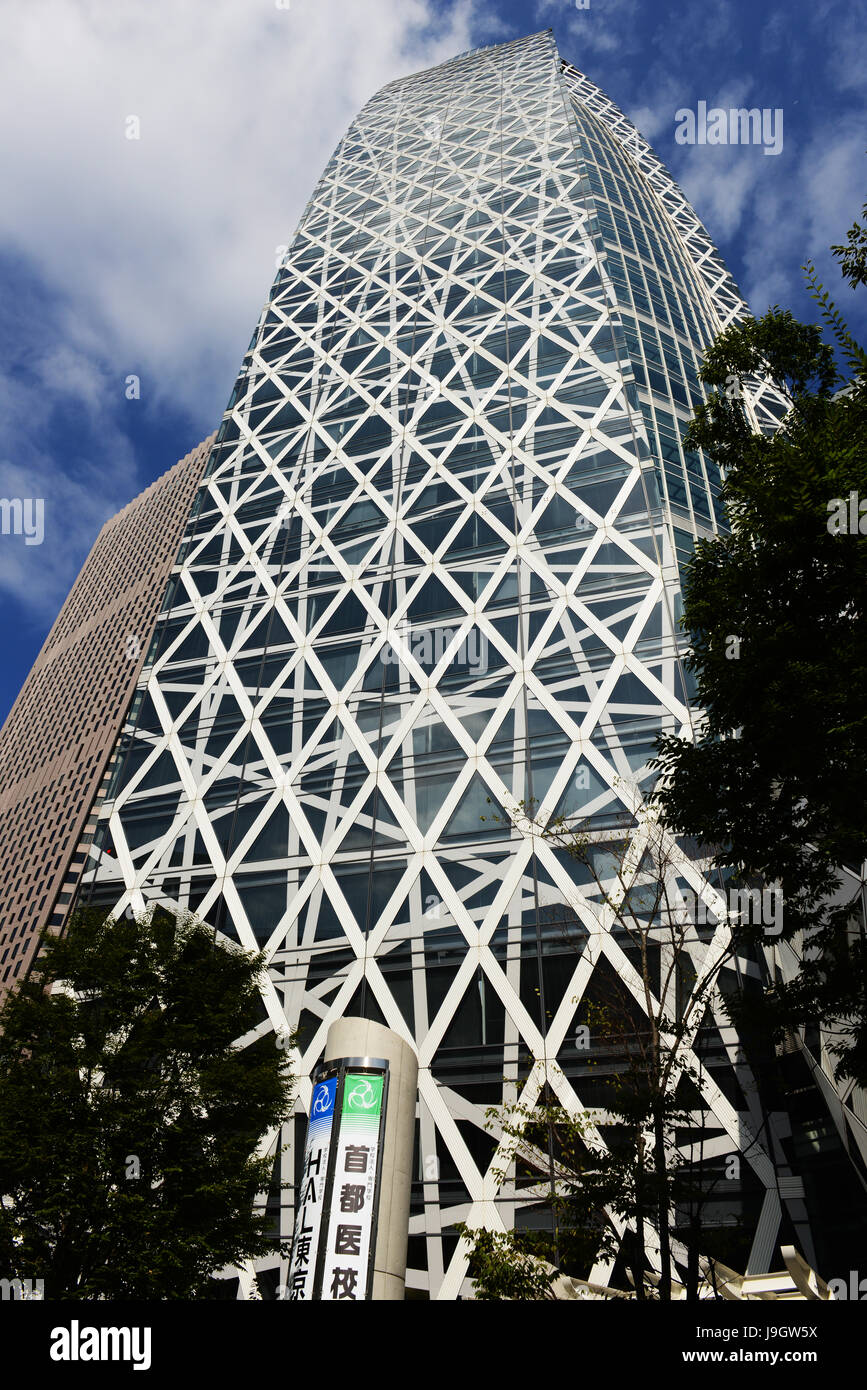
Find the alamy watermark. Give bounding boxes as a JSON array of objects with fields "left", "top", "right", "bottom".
[
  {"left": 827, "top": 492, "right": 867, "bottom": 534},
  {"left": 827, "top": 1271, "right": 867, "bottom": 1299},
  {"left": 675, "top": 884, "right": 784, "bottom": 937},
  {"left": 50, "top": 1322, "right": 151, "bottom": 1370},
  {"left": 0, "top": 1277, "right": 43, "bottom": 1300},
  {"left": 675, "top": 102, "right": 783, "bottom": 156},
  {"left": 0, "top": 497, "right": 44, "bottom": 545},
  {"left": 384, "top": 619, "right": 488, "bottom": 673}
]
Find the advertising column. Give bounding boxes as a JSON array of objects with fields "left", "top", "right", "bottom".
[{"left": 287, "top": 1018, "right": 418, "bottom": 1300}]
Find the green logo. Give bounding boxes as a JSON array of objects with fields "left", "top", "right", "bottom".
[{"left": 343, "top": 1073, "right": 383, "bottom": 1116}]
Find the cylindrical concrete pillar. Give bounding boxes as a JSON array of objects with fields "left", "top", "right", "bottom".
[{"left": 323, "top": 1017, "right": 418, "bottom": 1300}]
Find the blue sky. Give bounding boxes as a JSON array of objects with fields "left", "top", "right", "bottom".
[{"left": 1, "top": 0, "right": 865, "bottom": 724}]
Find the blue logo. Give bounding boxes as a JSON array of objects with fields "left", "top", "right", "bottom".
[{"left": 311, "top": 1077, "right": 336, "bottom": 1121}]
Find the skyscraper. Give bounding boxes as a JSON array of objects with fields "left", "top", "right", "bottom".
[
  {"left": 0, "top": 436, "right": 213, "bottom": 999},
  {"left": 75, "top": 31, "right": 838, "bottom": 1298}
]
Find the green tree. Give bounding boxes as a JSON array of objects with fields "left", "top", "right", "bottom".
[
  {"left": 651, "top": 206, "right": 867, "bottom": 1087},
  {"left": 459, "top": 1024, "right": 700, "bottom": 1301},
  {"left": 453, "top": 1226, "right": 560, "bottom": 1301},
  {"left": 461, "top": 801, "right": 757, "bottom": 1300},
  {"left": 0, "top": 905, "right": 295, "bottom": 1299},
  {"left": 831, "top": 191, "right": 867, "bottom": 291}
]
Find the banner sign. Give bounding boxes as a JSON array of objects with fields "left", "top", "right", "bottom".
[
  {"left": 320, "top": 1071, "right": 386, "bottom": 1301},
  {"left": 286, "top": 1073, "right": 338, "bottom": 1300},
  {"left": 287, "top": 1060, "right": 388, "bottom": 1301}
]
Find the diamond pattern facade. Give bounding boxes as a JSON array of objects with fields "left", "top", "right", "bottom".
[{"left": 78, "top": 31, "right": 815, "bottom": 1298}]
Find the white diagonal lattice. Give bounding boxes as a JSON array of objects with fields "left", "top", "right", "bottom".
[{"left": 79, "top": 31, "right": 817, "bottom": 1298}]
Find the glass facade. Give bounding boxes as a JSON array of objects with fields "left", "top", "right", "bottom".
[{"left": 79, "top": 31, "right": 821, "bottom": 1297}]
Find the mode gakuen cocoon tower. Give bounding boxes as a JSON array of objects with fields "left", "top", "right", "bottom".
[{"left": 77, "top": 30, "right": 837, "bottom": 1298}]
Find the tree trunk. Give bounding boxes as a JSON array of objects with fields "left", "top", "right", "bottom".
[
  {"left": 633, "top": 1135, "right": 646, "bottom": 1299},
  {"left": 685, "top": 1212, "right": 701, "bottom": 1301},
  {"left": 632, "top": 1219, "right": 646, "bottom": 1300},
  {"left": 654, "top": 1104, "right": 671, "bottom": 1300}
]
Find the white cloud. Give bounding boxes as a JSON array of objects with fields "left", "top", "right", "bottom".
[
  {"left": 627, "top": 84, "right": 681, "bottom": 145},
  {"left": 742, "top": 125, "right": 866, "bottom": 315},
  {"left": 0, "top": 0, "right": 489, "bottom": 619},
  {"left": 0, "top": 433, "right": 140, "bottom": 627},
  {"left": 535, "top": 0, "right": 644, "bottom": 62},
  {"left": 675, "top": 145, "right": 766, "bottom": 243},
  {"left": 0, "top": 0, "right": 484, "bottom": 406},
  {"left": 0, "top": 260, "right": 142, "bottom": 622}
]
